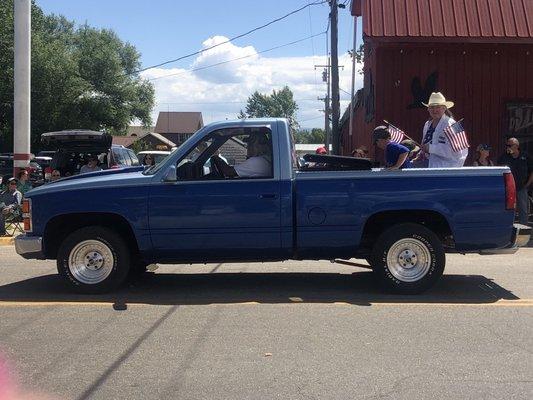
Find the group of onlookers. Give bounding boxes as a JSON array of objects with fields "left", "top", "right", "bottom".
[{"left": 0, "top": 165, "right": 64, "bottom": 235}]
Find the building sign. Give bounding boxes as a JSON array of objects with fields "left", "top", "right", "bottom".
[{"left": 507, "top": 102, "right": 533, "bottom": 136}]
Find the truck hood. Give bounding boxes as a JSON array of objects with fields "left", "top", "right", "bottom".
[{"left": 25, "top": 167, "right": 150, "bottom": 197}]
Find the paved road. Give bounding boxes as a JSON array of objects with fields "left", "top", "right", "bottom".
[{"left": 0, "top": 246, "right": 531, "bottom": 400}]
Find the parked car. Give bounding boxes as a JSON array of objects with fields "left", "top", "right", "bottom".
[
  {"left": 137, "top": 150, "right": 171, "bottom": 165},
  {"left": 33, "top": 156, "right": 53, "bottom": 179},
  {"left": 37, "top": 150, "right": 56, "bottom": 158},
  {"left": 40, "top": 130, "right": 140, "bottom": 177},
  {"left": 0, "top": 154, "right": 44, "bottom": 186},
  {"left": 15, "top": 118, "right": 531, "bottom": 294}
]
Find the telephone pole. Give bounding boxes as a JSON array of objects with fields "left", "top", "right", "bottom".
[
  {"left": 318, "top": 93, "right": 330, "bottom": 153},
  {"left": 316, "top": 60, "right": 331, "bottom": 153},
  {"left": 330, "top": 0, "right": 341, "bottom": 155}
]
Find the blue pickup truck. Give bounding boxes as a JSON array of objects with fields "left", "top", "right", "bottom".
[{"left": 15, "top": 118, "right": 531, "bottom": 294}]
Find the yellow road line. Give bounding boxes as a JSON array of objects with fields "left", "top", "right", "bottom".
[{"left": 0, "top": 299, "right": 532, "bottom": 307}]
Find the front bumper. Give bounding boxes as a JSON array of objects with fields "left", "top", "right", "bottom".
[
  {"left": 15, "top": 234, "right": 45, "bottom": 259},
  {"left": 479, "top": 224, "right": 532, "bottom": 255}
]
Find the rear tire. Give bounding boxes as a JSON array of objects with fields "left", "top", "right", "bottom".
[
  {"left": 57, "top": 226, "right": 130, "bottom": 294},
  {"left": 370, "top": 223, "right": 445, "bottom": 294}
]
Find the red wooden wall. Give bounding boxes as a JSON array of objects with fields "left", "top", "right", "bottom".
[{"left": 342, "top": 42, "right": 533, "bottom": 162}]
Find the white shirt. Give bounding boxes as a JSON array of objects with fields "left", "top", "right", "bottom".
[
  {"left": 423, "top": 115, "right": 468, "bottom": 168},
  {"left": 80, "top": 165, "right": 102, "bottom": 174},
  {"left": 234, "top": 156, "right": 272, "bottom": 178}
]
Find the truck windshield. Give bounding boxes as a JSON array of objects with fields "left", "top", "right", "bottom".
[{"left": 142, "top": 135, "right": 196, "bottom": 175}]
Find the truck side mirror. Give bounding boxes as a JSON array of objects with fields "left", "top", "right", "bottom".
[{"left": 163, "top": 165, "right": 177, "bottom": 182}]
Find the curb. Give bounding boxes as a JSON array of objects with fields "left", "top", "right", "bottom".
[{"left": 0, "top": 236, "right": 15, "bottom": 246}]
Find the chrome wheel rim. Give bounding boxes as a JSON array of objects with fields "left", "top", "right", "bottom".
[
  {"left": 386, "top": 238, "right": 431, "bottom": 282},
  {"left": 68, "top": 240, "right": 114, "bottom": 284}
]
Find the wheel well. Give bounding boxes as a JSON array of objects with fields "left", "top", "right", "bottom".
[
  {"left": 360, "top": 210, "right": 453, "bottom": 251},
  {"left": 43, "top": 213, "right": 139, "bottom": 259}
]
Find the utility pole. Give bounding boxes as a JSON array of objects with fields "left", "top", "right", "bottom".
[
  {"left": 325, "top": 58, "right": 331, "bottom": 154},
  {"left": 318, "top": 93, "right": 330, "bottom": 153},
  {"left": 349, "top": 15, "right": 358, "bottom": 149},
  {"left": 13, "top": 0, "right": 31, "bottom": 177},
  {"left": 316, "top": 61, "right": 331, "bottom": 154},
  {"left": 330, "top": 0, "right": 341, "bottom": 155}
]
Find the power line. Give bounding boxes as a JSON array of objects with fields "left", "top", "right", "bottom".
[
  {"left": 146, "top": 30, "right": 327, "bottom": 82},
  {"left": 155, "top": 98, "right": 321, "bottom": 105},
  {"left": 130, "top": 0, "right": 327, "bottom": 75}
]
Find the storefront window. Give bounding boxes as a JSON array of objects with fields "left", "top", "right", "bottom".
[{"left": 506, "top": 102, "right": 533, "bottom": 157}]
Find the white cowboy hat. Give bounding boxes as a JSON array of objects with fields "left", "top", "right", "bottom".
[{"left": 422, "top": 92, "right": 454, "bottom": 109}]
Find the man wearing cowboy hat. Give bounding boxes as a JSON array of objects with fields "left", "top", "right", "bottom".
[{"left": 418, "top": 92, "right": 468, "bottom": 168}]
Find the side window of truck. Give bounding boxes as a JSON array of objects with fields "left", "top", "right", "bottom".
[{"left": 176, "top": 128, "right": 274, "bottom": 181}]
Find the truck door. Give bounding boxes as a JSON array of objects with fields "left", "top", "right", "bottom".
[{"left": 148, "top": 127, "right": 282, "bottom": 262}]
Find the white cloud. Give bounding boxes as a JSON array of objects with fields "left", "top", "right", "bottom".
[
  {"left": 192, "top": 36, "right": 258, "bottom": 84},
  {"left": 141, "top": 36, "right": 363, "bottom": 129}
]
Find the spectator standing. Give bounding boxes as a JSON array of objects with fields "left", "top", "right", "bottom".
[
  {"left": 50, "top": 170, "right": 61, "bottom": 182},
  {"left": 315, "top": 146, "right": 327, "bottom": 155},
  {"left": 351, "top": 146, "right": 368, "bottom": 158},
  {"left": 351, "top": 148, "right": 364, "bottom": 158},
  {"left": 497, "top": 137, "right": 533, "bottom": 225},
  {"left": 419, "top": 92, "right": 468, "bottom": 168},
  {"left": 17, "top": 169, "right": 33, "bottom": 195},
  {"left": 0, "top": 178, "right": 22, "bottom": 236},
  {"left": 473, "top": 144, "right": 494, "bottom": 166},
  {"left": 80, "top": 156, "right": 102, "bottom": 174},
  {"left": 142, "top": 154, "right": 155, "bottom": 166},
  {"left": 373, "top": 126, "right": 412, "bottom": 170}
]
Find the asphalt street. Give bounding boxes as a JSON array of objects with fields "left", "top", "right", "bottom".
[{"left": 0, "top": 246, "right": 531, "bottom": 400}]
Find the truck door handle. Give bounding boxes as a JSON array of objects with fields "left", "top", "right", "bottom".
[{"left": 259, "top": 193, "right": 278, "bottom": 199}]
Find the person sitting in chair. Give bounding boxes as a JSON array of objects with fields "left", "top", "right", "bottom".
[
  {"left": 211, "top": 133, "right": 272, "bottom": 178},
  {"left": 0, "top": 178, "right": 22, "bottom": 236},
  {"left": 80, "top": 156, "right": 102, "bottom": 174}
]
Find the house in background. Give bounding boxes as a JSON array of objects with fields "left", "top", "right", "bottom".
[
  {"left": 112, "top": 131, "right": 176, "bottom": 151},
  {"left": 342, "top": 0, "right": 533, "bottom": 161},
  {"left": 154, "top": 112, "right": 204, "bottom": 146},
  {"left": 127, "top": 125, "right": 155, "bottom": 137}
]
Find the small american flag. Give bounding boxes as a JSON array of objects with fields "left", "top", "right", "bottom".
[
  {"left": 444, "top": 120, "right": 469, "bottom": 152},
  {"left": 388, "top": 124, "right": 405, "bottom": 143}
]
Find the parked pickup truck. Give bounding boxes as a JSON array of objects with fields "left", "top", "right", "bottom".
[{"left": 15, "top": 118, "right": 531, "bottom": 294}]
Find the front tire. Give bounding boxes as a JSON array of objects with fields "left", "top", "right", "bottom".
[
  {"left": 370, "top": 223, "right": 445, "bottom": 294},
  {"left": 57, "top": 226, "right": 131, "bottom": 294}
]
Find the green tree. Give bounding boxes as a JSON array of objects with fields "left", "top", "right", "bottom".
[
  {"left": 348, "top": 44, "right": 364, "bottom": 75},
  {"left": 293, "top": 128, "right": 325, "bottom": 144},
  {"left": 239, "top": 86, "right": 299, "bottom": 132},
  {"left": 0, "top": 0, "right": 154, "bottom": 152},
  {"left": 129, "top": 138, "right": 150, "bottom": 154}
]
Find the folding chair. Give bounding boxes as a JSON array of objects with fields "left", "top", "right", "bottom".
[{"left": 3, "top": 205, "right": 23, "bottom": 236}]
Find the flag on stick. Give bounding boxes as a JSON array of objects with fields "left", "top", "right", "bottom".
[
  {"left": 387, "top": 124, "right": 405, "bottom": 143},
  {"left": 383, "top": 120, "right": 421, "bottom": 147},
  {"left": 444, "top": 120, "right": 469, "bottom": 152}
]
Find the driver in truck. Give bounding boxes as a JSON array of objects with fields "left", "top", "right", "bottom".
[{"left": 212, "top": 133, "right": 272, "bottom": 178}]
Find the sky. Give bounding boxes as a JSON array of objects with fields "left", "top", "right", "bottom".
[{"left": 37, "top": 0, "right": 363, "bottom": 129}]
